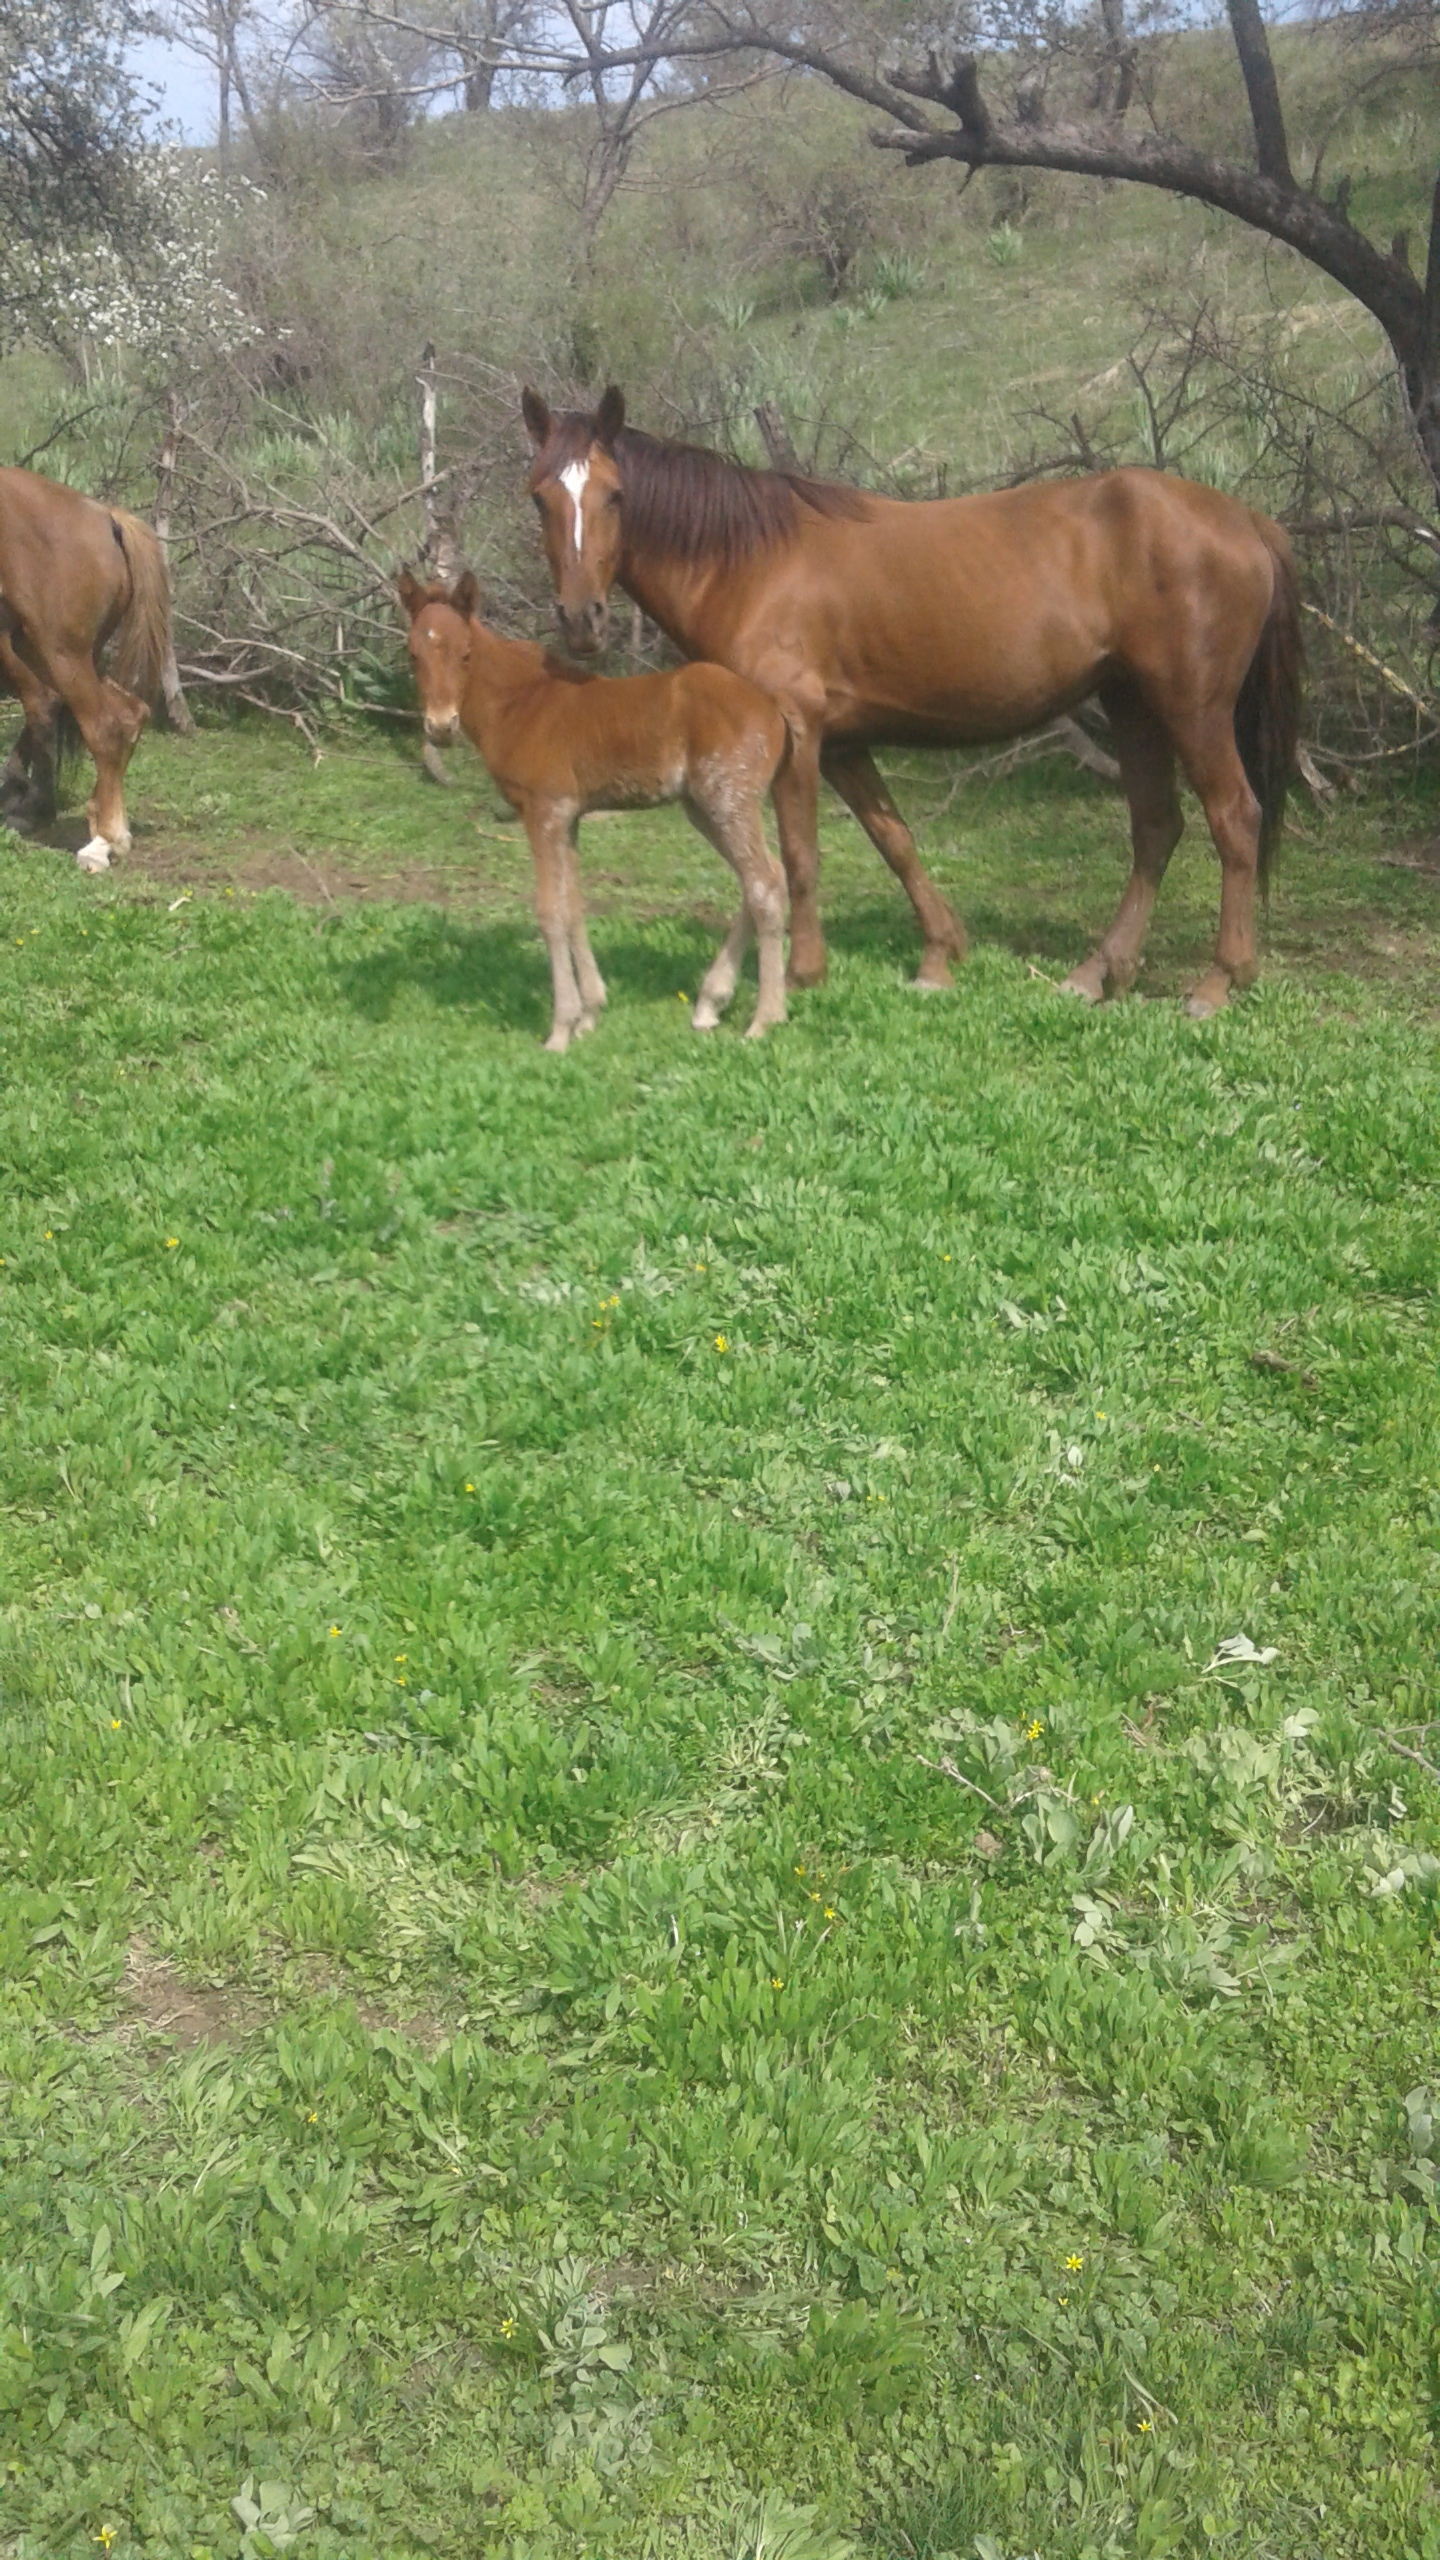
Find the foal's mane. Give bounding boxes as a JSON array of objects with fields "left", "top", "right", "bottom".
[{"left": 546, "top": 414, "right": 872, "bottom": 567}]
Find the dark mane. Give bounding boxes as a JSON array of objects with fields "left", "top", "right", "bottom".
[{"left": 543, "top": 412, "right": 872, "bottom": 567}]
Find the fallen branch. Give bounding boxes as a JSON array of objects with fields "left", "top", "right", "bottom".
[{"left": 912, "top": 1750, "right": 1004, "bottom": 1812}]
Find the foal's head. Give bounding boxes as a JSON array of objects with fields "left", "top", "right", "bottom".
[
  {"left": 522, "top": 385, "right": 625, "bottom": 656},
  {"left": 397, "top": 566, "right": 480, "bottom": 744}
]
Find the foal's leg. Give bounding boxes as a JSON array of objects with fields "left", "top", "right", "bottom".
[
  {"left": 685, "top": 794, "right": 787, "bottom": 1036},
  {"left": 1061, "top": 688, "right": 1184, "bottom": 1005},
  {"left": 559, "top": 827, "right": 607, "bottom": 1030},
  {"left": 528, "top": 804, "right": 590, "bottom": 1052},
  {"left": 38, "top": 651, "right": 148, "bottom": 870},
  {"left": 821, "top": 743, "right": 967, "bottom": 992}
]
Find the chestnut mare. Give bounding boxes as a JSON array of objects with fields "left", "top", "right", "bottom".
[
  {"left": 397, "top": 568, "right": 788, "bottom": 1051},
  {"left": 522, "top": 388, "right": 1302, "bottom": 1019},
  {"left": 0, "top": 465, "right": 171, "bottom": 870}
]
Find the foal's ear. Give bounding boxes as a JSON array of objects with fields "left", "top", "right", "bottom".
[
  {"left": 521, "top": 386, "right": 552, "bottom": 449},
  {"left": 450, "top": 568, "right": 481, "bottom": 620},
  {"left": 595, "top": 384, "right": 625, "bottom": 448},
  {"left": 396, "top": 564, "right": 424, "bottom": 618}
]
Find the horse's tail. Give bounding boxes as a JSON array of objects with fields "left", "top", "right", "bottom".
[
  {"left": 1234, "top": 515, "right": 1303, "bottom": 894},
  {"left": 107, "top": 508, "right": 173, "bottom": 710}
]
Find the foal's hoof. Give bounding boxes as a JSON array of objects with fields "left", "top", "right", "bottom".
[
  {"left": 785, "top": 951, "right": 827, "bottom": 991},
  {"left": 75, "top": 837, "right": 112, "bottom": 874},
  {"left": 1060, "top": 956, "right": 1108, "bottom": 1005},
  {"left": 691, "top": 1002, "right": 722, "bottom": 1033}
]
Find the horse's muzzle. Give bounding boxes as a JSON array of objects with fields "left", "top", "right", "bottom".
[
  {"left": 557, "top": 597, "right": 608, "bottom": 656},
  {"left": 424, "top": 713, "right": 461, "bottom": 746}
]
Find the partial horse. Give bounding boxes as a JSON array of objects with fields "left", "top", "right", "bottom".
[
  {"left": 521, "top": 388, "right": 1302, "bottom": 1019},
  {"left": 397, "top": 567, "right": 789, "bottom": 1051},
  {"left": 0, "top": 466, "right": 171, "bottom": 871}
]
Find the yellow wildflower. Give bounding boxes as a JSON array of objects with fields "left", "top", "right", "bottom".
[
  {"left": 714, "top": 1334, "right": 728, "bottom": 1353},
  {"left": 1064, "top": 2253, "right": 1084, "bottom": 2272},
  {"left": 771, "top": 1976, "right": 784, "bottom": 1989}
]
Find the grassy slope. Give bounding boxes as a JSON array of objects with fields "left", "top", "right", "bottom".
[{"left": 2, "top": 720, "right": 1440, "bottom": 2559}]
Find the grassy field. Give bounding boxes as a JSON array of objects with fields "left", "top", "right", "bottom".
[{"left": 3, "top": 715, "right": 1440, "bottom": 2560}]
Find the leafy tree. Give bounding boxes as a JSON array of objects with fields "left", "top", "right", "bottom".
[{"left": 1, "top": 0, "right": 251, "bottom": 366}]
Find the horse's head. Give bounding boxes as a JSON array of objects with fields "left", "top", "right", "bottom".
[
  {"left": 397, "top": 565, "right": 480, "bottom": 743},
  {"left": 522, "top": 385, "right": 625, "bottom": 656}
]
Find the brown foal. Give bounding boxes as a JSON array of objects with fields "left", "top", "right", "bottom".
[
  {"left": 0, "top": 465, "right": 171, "bottom": 870},
  {"left": 397, "top": 569, "right": 789, "bottom": 1052},
  {"left": 522, "top": 388, "right": 1302, "bottom": 1019}
]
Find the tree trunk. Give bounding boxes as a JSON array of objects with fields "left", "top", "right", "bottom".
[
  {"left": 754, "top": 399, "right": 801, "bottom": 471},
  {"left": 153, "top": 394, "right": 195, "bottom": 736}
]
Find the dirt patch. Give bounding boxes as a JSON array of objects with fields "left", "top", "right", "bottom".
[
  {"left": 123, "top": 1938, "right": 271, "bottom": 2048},
  {"left": 590, "top": 2257, "right": 659, "bottom": 2301},
  {"left": 123, "top": 835, "right": 500, "bottom": 909}
]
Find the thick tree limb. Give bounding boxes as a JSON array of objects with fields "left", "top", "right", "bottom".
[
  {"left": 1225, "top": 0, "right": 1293, "bottom": 186},
  {"left": 878, "top": 57, "right": 1424, "bottom": 369}
]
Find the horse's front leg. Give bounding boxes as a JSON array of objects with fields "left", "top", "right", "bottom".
[
  {"left": 821, "top": 743, "right": 967, "bottom": 991},
  {"left": 528, "top": 804, "right": 589, "bottom": 1052}
]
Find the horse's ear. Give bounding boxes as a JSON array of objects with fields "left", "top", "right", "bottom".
[
  {"left": 396, "top": 565, "right": 423, "bottom": 618},
  {"left": 450, "top": 568, "right": 481, "bottom": 620},
  {"left": 521, "top": 386, "right": 552, "bottom": 449},
  {"left": 595, "top": 384, "right": 625, "bottom": 448}
]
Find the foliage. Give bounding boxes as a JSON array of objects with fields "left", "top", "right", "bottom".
[{"left": 0, "top": 723, "right": 1439, "bottom": 2555}]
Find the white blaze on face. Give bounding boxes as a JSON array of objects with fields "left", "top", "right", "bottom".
[{"left": 558, "top": 458, "right": 591, "bottom": 559}]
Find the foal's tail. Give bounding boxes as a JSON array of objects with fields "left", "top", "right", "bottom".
[
  {"left": 107, "top": 508, "right": 173, "bottom": 710},
  {"left": 1235, "top": 515, "right": 1303, "bottom": 893}
]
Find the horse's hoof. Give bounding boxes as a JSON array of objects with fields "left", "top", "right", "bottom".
[
  {"left": 1184, "top": 969, "right": 1233, "bottom": 1020},
  {"left": 75, "top": 837, "right": 112, "bottom": 873},
  {"left": 909, "top": 969, "right": 951, "bottom": 994},
  {"left": 785, "top": 952, "right": 827, "bottom": 990},
  {"left": 1060, "top": 959, "right": 1107, "bottom": 1005},
  {"left": 691, "top": 1007, "right": 721, "bottom": 1032}
]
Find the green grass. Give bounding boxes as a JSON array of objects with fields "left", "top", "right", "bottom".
[{"left": 3, "top": 720, "right": 1440, "bottom": 2560}]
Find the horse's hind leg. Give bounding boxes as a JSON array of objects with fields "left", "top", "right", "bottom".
[
  {"left": 1168, "top": 714, "right": 1264, "bottom": 1019},
  {"left": 821, "top": 744, "right": 967, "bottom": 992},
  {"left": 1061, "top": 688, "right": 1183, "bottom": 1005},
  {"left": 0, "top": 637, "right": 60, "bottom": 826},
  {"left": 41, "top": 653, "right": 148, "bottom": 870}
]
